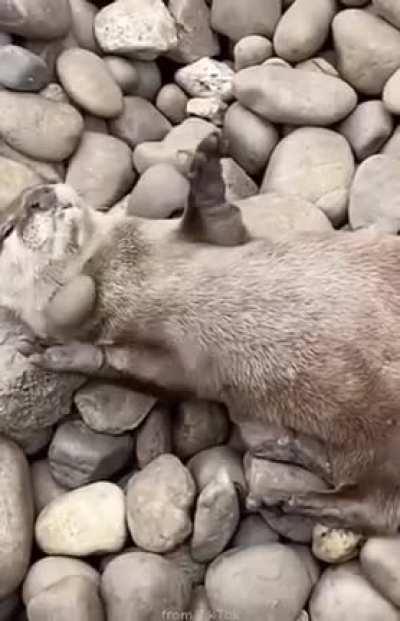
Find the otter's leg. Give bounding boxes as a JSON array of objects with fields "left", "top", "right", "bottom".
[
  {"left": 25, "top": 342, "right": 197, "bottom": 400},
  {"left": 180, "top": 132, "right": 250, "bottom": 246}
]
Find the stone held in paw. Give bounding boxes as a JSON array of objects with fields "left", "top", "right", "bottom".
[{"left": 233, "top": 65, "right": 357, "bottom": 126}]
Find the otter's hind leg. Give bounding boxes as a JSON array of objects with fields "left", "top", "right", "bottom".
[{"left": 180, "top": 132, "right": 250, "bottom": 246}]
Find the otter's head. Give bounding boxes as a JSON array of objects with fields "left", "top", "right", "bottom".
[{"left": 0, "top": 183, "right": 96, "bottom": 335}]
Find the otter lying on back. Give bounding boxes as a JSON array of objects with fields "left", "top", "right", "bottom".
[{"left": 2, "top": 135, "right": 400, "bottom": 535}]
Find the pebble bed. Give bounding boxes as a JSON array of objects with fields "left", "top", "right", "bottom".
[{"left": 1, "top": 0, "right": 400, "bottom": 619}]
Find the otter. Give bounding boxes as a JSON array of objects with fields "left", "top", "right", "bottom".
[{"left": 2, "top": 135, "right": 400, "bottom": 534}]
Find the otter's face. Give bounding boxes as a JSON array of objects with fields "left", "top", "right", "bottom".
[{"left": 0, "top": 183, "right": 94, "bottom": 334}]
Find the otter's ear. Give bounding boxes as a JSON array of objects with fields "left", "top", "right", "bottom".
[
  {"left": 180, "top": 132, "right": 250, "bottom": 246},
  {"left": 43, "top": 274, "right": 96, "bottom": 333}
]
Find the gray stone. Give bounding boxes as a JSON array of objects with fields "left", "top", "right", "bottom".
[
  {"left": 237, "top": 193, "right": 333, "bottom": 239},
  {"left": 40, "top": 81, "right": 70, "bottom": 104},
  {"left": 187, "top": 446, "right": 247, "bottom": 500},
  {"left": 128, "top": 163, "right": 189, "bottom": 218},
  {"left": 383, "top": 68, "right": 400, "bottom": 115},
  {"left": 75, "top": 380, "right": 155, "bottom": 434},
  {"left": 372, "top": 0, "right": 400, "bottom": 28},
  {"left": 27, "top": 576, "right": 105, "bottom": 621},
  {"left": 0, "top": 438, "right": 33, "bottom": 598},
  {"left": 223, "top": 102, "right": 278, "bottom": 175},
  {"left": 69, "top": 0, "right": 99, "bottom": 52},
  {"left": 0, "top": 45, "right": 49, "bottom": 91},
  {"left": 109, "top": 96, "right": 171, "bottom": 148},
  {"left": 0, "top": 91, "right": 83, "bottom": 162},
  {"left": 165, "top": 544, "right": 206, "bottom": 587},
  {"left": 381, "top": 124, "right": 400, "bottom": 159},
  {"left": 172, "top": 400, "right": 230, "bottom": 460},
  {"left": 175, "top": 57, "right": 234, "bottom": 101},
  {"left": 234, "top": 65, "right": 357, "bottom": 126},
  {"left": 186, "top": 96, "right": 228, "bottom": 126},
  {"left": 104, "top": 56, "right": 138, "bottom": 94},
  {"left": 205, "top": 544, "right": 312, "bottom": 621},
  {"left": 309, "top": 561, "right": 400, "bottom": 621},
  {"left": 94, "top": 0, "right": 178, "bottom": 60},
  {"left": 234, "top": 35, "right": 273, "bottom": 71},
  {"left": 23, "top": 556, "right": 100, "bottom": 605},
  {"left": 261, "top": 127, "right": 355, "bottom": 226},
  {"left": 35, "top": 482, "right": 127, "bottom": 556},
  {"left": 57, "top": 48, "right": 123, "bottom": 119},
  {"left": 66, "top": 132, "right": 135, "bottom": 211},
  {"left": 360, "top": 536, "right": 400, "bottom": 607},
  {"left": 135, "top": 403, "right": 172, "bottom": 468},
  {"left": 0, "top": 310, "right": 84, "bottom": 438},
  {"left": 83, "top": 115, "right": 108, "bottom": 134},
  {"left": 0, "top": 0, "right": 71, "bottom": 39},
  {"left": 211, "top": 0, "right": 281, "bottom": 41},
  {"left": 0, "top": 156, "right": 41, "bottom": 212},
  {"left": 274, "top": 0, "right": 336, "bottom": 63},
  {"left": 129, "top": 60, "right": 162, "bottom": 100},
  {"left": 339, "top": 100, "right": 394, "bottom": 161},
  {"left": 231, "top": 514, "right": 279, "bottom": 547},
  {"left": 156, "top": 84, "right": 188, "bottom": 124},
  {"left": 312, "top": 524, "right": 363, "bottom": 563},
  {"left": 101, "top": 552, "right": 191, "bottom": 621},
  {"left": 260, "top": 508, "right": 316, "bottom": 543},
  {"left": 126, "top": 454, "right": 196, "bottom": 553},
  {"left": 31, "top": 459, "right": 67, "bottom": 514},
  {"left": 167, "top": 0, "right": 219, "bottom": 64},
  {"left": 191, "top": 471, "right": 240, "bottom": 562},
  {"left": 333, "top": 9, "right": 400, "bottom": 95},
  {"left": 48, "top": 420, "right": 133, "bottom": 489},
  {"left": 349, "top": 154, "right": 400, "bottom": 230},
  {"left": 13, "top": 426, "right": 52, "bottom": 456}
]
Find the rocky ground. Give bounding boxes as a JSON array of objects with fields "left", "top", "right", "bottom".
[{"left": 1, "top": 0, "right": 400, "bottom": 619}]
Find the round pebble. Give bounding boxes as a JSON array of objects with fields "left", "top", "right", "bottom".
[
  {"left": 103, "top": 56, "right": 139, "bottom": 95},
  {"left": 156, "top": 84, "right": 188, "bottom": 124},
  {"left": 339, "top": 100, "right": 394, "bottom": 161},
  {"left": 0, "top": 45, "right": 50, "bottom": 91},
  {"left": 172, "top": 400, "right": 230, "bottom": 460},
  {"left": 57, "top": 48, "right": 123, "bottom": 119},
  {"left": 135, "top": 403, "right": 172, "bottom": 468},
  {"left": 312, "top": 524, "right": 363, "bottom": 563},
  {"left": 175, "top": 58, "right": 234, "bottom": 101},
  {"left": 233, "top": 35, "right": 273, "bottom": 71},
  {"left": 128, "top": 163, "right": 189, "bottom": 218},
  {"left": 69, "top": 0, "right": 99, "bottom": 52},
  {"left": 109, "top": 96, "right": 171, "bottom": 148}
]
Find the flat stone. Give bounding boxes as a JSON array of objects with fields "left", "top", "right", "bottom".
[
  {"left": 31, "top": 460, "right": 67, "bottom": 514},
  {"left": 35, "top": 482, "right": 127, "bottom": 556},
  {"left": 172, "top": 400, "right": 230, "bottom": 460},
  {"left": 101, "top": 551, "right": 191, "bottom": 621},
  {"left": 234, "top": 35, "right": 272, "bottom": 71},
  {"left": 211, "top": 0, "right": 281, "bottom": 41},
  {"left": 187, "top": 446, "right": 247, "bottom": 500},
  {"left": 94, "top": 0, "right": 178, "bottom": 60},
  {"left": 23, "top": 556, "right": 100, "bottom": 605},
  {"left": 234, "top": 65, "right": 357, "bottom": 125},
  {"left": 109, "top": 96, "right": 171, "bottom": 148},
  {"left": 0, "top": 438, "right": 33, "bottom": 598},
  {"left": 57, "top": 48, "right": 123, "bottom": 119},
  {"left": 0, "top": 91, "right": 83, "bottom": 162},
  {"left": 0, "top": 310, "right": 84, "bottom": 438},
  {"left": 260, "top": 508, "right": 316, "bottom": 543},
  {"left": 74, "top": 380, "right": 155, "bottom": 434},
  {"left": 274, "top": 0, "right": 336, "bottom": 63},
  {"left": 223, "top": 103, "right": 278, "bottom": 175},
  {"left": 191, "top": 471, "right": 240, "bottom": 562},
  {"left": 66, "top": 132, "right": 136, "bottom": 211},
  {"left": 0, "top": 45, "right": 49, "bottom": 91},
  {"left": 126, "top": 454, "right": 196, "bottom": 553},
  {"left": 237, "top": 193, "right": 333, "bottom": 239},
  {"left": 333, "top": 9, "right": 400, "bottom": 95},
  {"left": 309, "top": 561, "right": 400, "bottom": 621},
  {"left": 349, "top": 154, "right": 400, "bottom": 230},
  {"left": 128, "top": 163, "right": 189, "bottom": 218},
  {"left": 0, "top": 156, "right": 41, "bottom": 212},
  {"left": 372, "top": 0, "right": 400, "bottom": 28},
  {"left": 261, "top": 127, "right": 355, "bottom": 225},
  {"left": 48, "top": 420, "right": 133, "bottom": 489},
  {"left": 175, "top": 57, "right": 234, "bottom": 101},
  {"left": 360, "top": 536, "right": 400, "bottom": 607},
  {"left": 312, "top": 524, "right": 363, "bottom": 563},
  {"left": 27, "top": 576, "right": 105, "bottom": 621},
  {"left": 205, "top": 544, "right": 312, "bottom": 621},
  {"left": 156, "top": 84, "right": 188, "bottom": 124},
  {"left": 167, "top": 0, "right": 219, "bottom": 64},
  {"left": 69, "top": 0, "right": 99, "bottom": 52},
  {"left": 0, "top": 0, "right": 71, "bottom": 39},
  {"left": 135, "top": 403, "right": 172, "bottom": 468},
  {"left": 383, "top": 68, "right": 400, "bottom": 114},
  {"left": 339, "top": 100, "right": 394, "bottom": 161}
]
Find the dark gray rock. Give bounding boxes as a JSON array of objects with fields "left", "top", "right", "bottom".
[{"left": 0, "top": 45, "right": 49, "bottom": 91}]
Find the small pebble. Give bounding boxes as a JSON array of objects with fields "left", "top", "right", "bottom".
[
  {"left": 188, "top": 445, "right": 247, "bottom": 500},
  {"left": 168, "top": 0, "right": 220, "bottom": 64},
  {"left": 173, "top": 400, "right": 230, "bottom": 460},
  {"left": 175, "top": 57, "right": 234, "bottom": 101},
  {"left": 312, "top": 524, "right": 363, "bottom": 563},
  {"left": 109, "top": 96, "right": 171, "bottom": 148},
  {"left": 103, "top": 56, "right": 139, "bottom": 95},
  {"left": 69, "top": 0, "right": 99, "bottom": 52},
  {"left": 0, "top": 0, "right": 72, "bottom": 39},
  {"left": 234, "top": 35, "right": 273, "bottom": 71},
  {"left": 135, "top": 403, "right": 172, "bottom": 468},
  {"left": 187, "top": 97, "right": 228, "bottom": 126},
  {"left": 156, "top": 84, "right": 188, "bottom": 124},
  {"left": 31, "top": 459, "right": 67, "bottom": 514},
  {"left": 339, "top": 100, "right": 394, "bottom": 161},
  {"left": 0, "top": 45, "right": 49, "bottom": 91}
]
